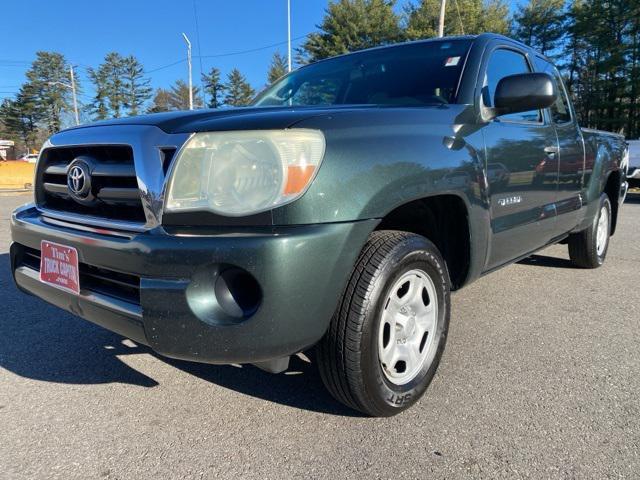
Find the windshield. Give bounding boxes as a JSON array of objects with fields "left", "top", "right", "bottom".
[{"left": 253, "top": 39, "right": 472, "bottom": 108}]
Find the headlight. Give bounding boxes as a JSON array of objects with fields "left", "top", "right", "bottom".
[{"left": 165, "top": 129, "right": 325, "bottom": 216}]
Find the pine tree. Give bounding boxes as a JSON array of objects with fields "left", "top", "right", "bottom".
[
  {"left": 268, "top": 52, "right": 288, "bottom": 84},
  {"left": 627, "top": 0, "right": 640, "bottom": 137},
  {"left": 201, "top": 67, "right": 226, "bottom": 108},
  {"left": 87, "top": 66, "right": 109, "bottom": 120},
  {"left": 405, "top": 0, "right": 510, "bottom": 40},
  {"left": 123, "top": 55, "right": 152, "bottom": 116},
  {"left": 404, "top": 0, "right": 440, "bottom": 38},
  {"left": 168, "top": 80, "right": 203, "bottom": 110},
  {"left": 88, "top": 53, "right": 126, "bottom": 119},
  {"left": 558, "top": 0, "right": 636, "bottom": 134},
  {"left": 0, "top": 84, "right": 42, "bottom": 150},
  {"left": 147, "top": 88, "right": 173, "bottom": 113},
  {"left": 481, "top": 0, "right": 511, "bottom": 35},
  {"left": 103, "top": 52, "right": 126, "bottom": 118},
  {"left": 512, "top": 0, "right": 566, "bottom": 57},
  {"left": 89, "top": 53, "right": 152, "bottom": 119},
  {"left": 24, "top": 51, "right": 76, "bottom": 133},
  {"left": 0, "top": 98, "right": 30, "bottom": 148},
  {"left": 224, "top": 69, "right": 255, "bottom": 107},
  {"left": 300, "top": 0, "right": 403, "bottom": 62},
  {"left": 0, "top": 106, "right": 7, "bottom": 142}
]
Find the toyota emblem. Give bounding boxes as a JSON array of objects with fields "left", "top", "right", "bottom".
[
  {"left": 66, "top": 160, "right": 92, "bottom": 201},
  {"left": 68, "top": 165, "right": 85, "bottom": 193}
]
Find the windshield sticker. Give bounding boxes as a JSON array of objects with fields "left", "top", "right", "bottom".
[{"left": 445, "top": 56, "right": 461, "bottom": 67}]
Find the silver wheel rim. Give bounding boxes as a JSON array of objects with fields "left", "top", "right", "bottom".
[
  {"left": 596, "top": 205, "right": 609, "bottom": 256},
  {"left": 378, "top": 269, "right": 438, "bottom": 386}
]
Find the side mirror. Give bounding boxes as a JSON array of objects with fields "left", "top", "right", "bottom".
[{"left": 490, "top": 72, "right": 557, "bottom": 119}]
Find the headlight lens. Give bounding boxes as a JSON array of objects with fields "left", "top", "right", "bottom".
[{"left": 165, "top": 129, "right": 325, "bottom": 216}]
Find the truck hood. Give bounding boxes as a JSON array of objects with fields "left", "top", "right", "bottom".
[
  {"left": 64, "top": 104, "right": 469, "bottom": 135},
  {"left": 65, "top": 105, "right": 379, "bottom": 135}
]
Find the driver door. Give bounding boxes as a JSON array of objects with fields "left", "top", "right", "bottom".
[{"left": 482, "top": 48, "right": 559, "bottom": 270}]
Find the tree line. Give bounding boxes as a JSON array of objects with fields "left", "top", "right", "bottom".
[
  {"left": 0, "top": 49, "right": 288, "bottom": 152},
  {"left": 2, "top": 0, "right": 639, "bottom": 153}
]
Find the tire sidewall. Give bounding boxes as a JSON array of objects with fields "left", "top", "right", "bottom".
[
  {"left": 594, "top": 194, "right": 612, "bottom": 265},
  {"left": 359, "top": 236, "right": 450, "bottom": 415}
]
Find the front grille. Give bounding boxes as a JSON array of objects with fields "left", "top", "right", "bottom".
[
  {"left": 18, "top": 245, "right": 141, "bottom": 306},
  {"left": 35, "top": 145, "right": 146, "bottom": 223}
]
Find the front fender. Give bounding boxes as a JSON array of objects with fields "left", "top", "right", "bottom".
[
  {"left": 272, "top": 106, "right": 491, "bottom": 287},
  {"left": 273, "top": 107, "right": 488, "bottom": 225}
]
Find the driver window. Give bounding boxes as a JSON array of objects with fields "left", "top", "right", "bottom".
[
  {"left": 483, "top": 49, "right": 541, "bottom": 123},
  {"left": 534, "top": 57, "right": 572, "bottom": 124}
]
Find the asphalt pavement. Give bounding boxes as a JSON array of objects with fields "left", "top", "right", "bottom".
[{"left": 1, "top": 192, "right": 639, "bottom": 479}]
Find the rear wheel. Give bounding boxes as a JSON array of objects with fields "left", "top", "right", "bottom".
[
  {"left": 317, "top": 230, "right": 450, "bottom": 417},
  {"left": 568, "top": 193, "right": 611, "bottom": 268}
]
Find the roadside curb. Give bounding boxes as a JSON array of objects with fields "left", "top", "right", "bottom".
[{"left": 0, "top": 188, "right": 33, "bottom": 194}]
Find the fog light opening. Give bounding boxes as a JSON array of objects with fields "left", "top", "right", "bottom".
[
  {"left": 214, "top": 267, "right": 262, "bottom": 319},
  {"left": 186, "top": 265, "right": 263, "bottom": 326}
]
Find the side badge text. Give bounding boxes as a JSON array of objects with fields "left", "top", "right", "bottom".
[{"left": 498, "top": 195, "right": 523, "bottom": 207}]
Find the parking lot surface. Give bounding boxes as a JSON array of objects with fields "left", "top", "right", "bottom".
[{"left": 1, "top": 192, "right": 639, "bottom": 479}]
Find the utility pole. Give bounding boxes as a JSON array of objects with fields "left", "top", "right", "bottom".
[
  {"left": 182, "top": 33, "right": 194, "bottom": 110},
  {"left": 48, "top": 71, "right": 80, "bottom": 126},
  {"left": 287, "top": 0, "right": 292, "bottom": 72},
  {"left": 438, "top": 0, "right": 446, "bottom": 38},
  {"left": 69, "top": 66, "right": 79, "bottom": 126}
]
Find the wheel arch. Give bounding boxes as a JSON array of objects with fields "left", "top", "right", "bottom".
[
  {"left": 581, "top": 132, "right": 626, "bottom": 236},
  {"left": 603, "top": 169, "right": 622, "bottom": 236},
  {"left": 375, "top": 193, "right": 472, "bottom": 290}
]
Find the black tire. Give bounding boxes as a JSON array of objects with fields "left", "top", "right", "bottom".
[
  {"left": 317, "top": 230, "right": 450, "bottom": 417},
  {"left": 568, "top": 193, "right": 612, "bottom": 268}
]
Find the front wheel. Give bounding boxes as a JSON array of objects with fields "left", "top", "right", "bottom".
[
  {"left": 568, "top": 193, "right": 612, "bottom": 268},
  {"left": 317, "top": 230, "right": 450, "bottom": 417}
]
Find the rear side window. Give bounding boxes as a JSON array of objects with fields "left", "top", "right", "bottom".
[
  {"left": 483, "top": 49, "right": 541, "bottom": 123},
  {"left": 535, "top": 57, "right": 572, "bottom": 124}
]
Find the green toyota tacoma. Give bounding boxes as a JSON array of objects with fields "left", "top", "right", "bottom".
[{"left": 10, "top": 34, "right": 629, "bottom": 416}]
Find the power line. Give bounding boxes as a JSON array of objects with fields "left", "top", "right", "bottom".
[
  {"left": 0, "top": 60, "right": 92, "bottom": 71},
  {"left": 0, "top": 33, "right": 310, "bottom": 77},
  {"left": 142, "top": 33, "right": 308, "bottom": 75},
  {"left": 198, "top": 34, "right": 308, "bottom": 59},
  {"left": 144, "top": 58, "right": 187, "bottom": 74}
]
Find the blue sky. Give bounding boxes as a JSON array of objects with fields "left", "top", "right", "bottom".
[{"left": 0, "top": 0, "right": 523, "bottom": 110}]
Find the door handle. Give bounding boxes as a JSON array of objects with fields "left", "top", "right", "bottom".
[{"left": 544, "top": 146, "right": 558, "bottom": 158}]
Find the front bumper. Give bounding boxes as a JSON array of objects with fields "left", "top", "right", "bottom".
[
  {"left": 10, "top": 205, "right": 376, "bottom": 364},
  {"left": 628, "top": 167, "right": 640, "bottom": 188}
]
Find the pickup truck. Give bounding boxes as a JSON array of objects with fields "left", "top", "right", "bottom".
[
  {"left": 627, "top": 140, "right": 640, "bottom": 188},
  {"left": 10, "top": 33, "right": 629, "bottom": 416}
]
